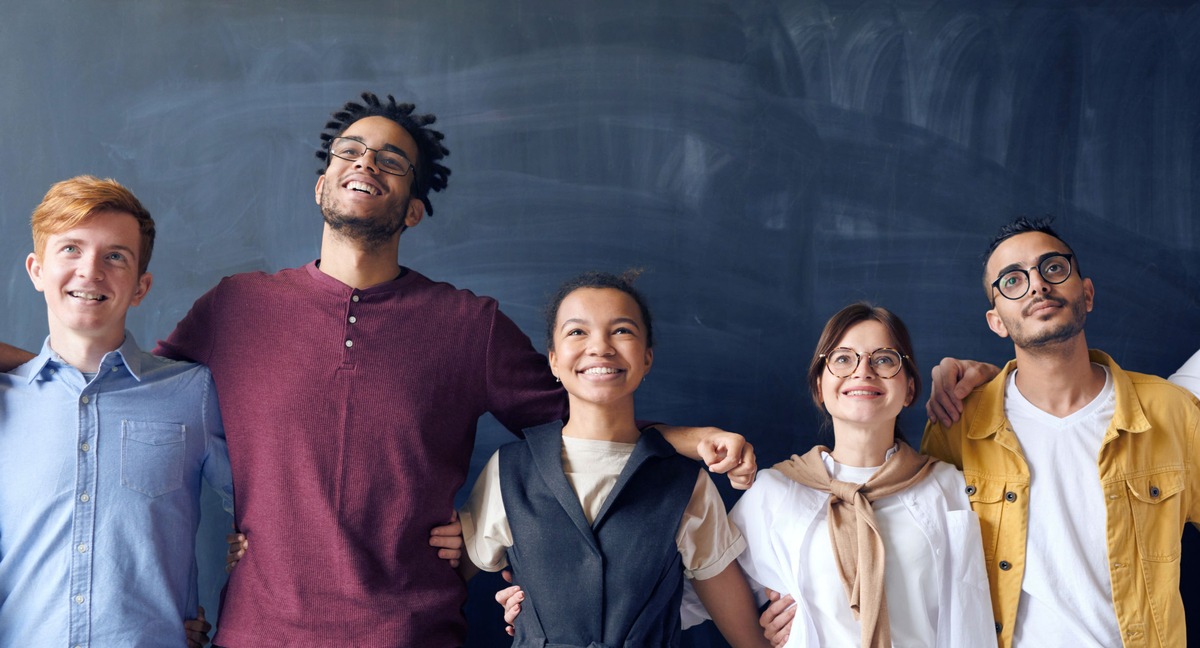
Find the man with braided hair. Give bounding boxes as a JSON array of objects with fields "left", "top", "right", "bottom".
[
  {"left": 140, "top": 92, "right": 756, "bottom": 645},
  {"left": 0, "top": 93, "right": 755, "bottom": 645}
]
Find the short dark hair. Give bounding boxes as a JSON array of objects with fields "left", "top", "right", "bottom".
[
  {"left": 981, "top": 215, "right": 1080, "bottom": 300},
  {"left": 544, "top": 270, "right": 654, "bottom": 351},
  {"left": 316, "top": 92, "right": 451, "bottom": 216},
  {"left": 806, "top": 302, "right": 920, "bottom": 440}
]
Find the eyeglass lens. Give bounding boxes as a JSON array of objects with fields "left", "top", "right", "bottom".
[{"left": 825, "top": 348, "right": 904, "bottom": 378}]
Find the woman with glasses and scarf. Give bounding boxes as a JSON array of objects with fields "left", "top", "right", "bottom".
[{"left": 715, "top": 303, "right": 994, "bottom": 648}]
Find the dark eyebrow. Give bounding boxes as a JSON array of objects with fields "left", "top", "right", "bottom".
[
  {"left": 994, "top": 251, "right": 1069, "bottom": 278},
  {"left": 559, "top": 317, "right": 642, "bottom": 330},
  {"left": 341, "top": 135, "right": 412, "bottom": 161}
]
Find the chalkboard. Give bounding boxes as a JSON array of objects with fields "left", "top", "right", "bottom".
[{"left": 3, "top": 1, "right": 1198, "bottom": 645}]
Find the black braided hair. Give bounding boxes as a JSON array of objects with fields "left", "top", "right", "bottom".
[{"left": 317, "top": 92, "right": 451, "bottom": 216}]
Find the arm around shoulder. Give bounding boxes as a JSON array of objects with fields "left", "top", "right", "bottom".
[{"left": 0, "top": 342, "right": 35, "bottom": 372}]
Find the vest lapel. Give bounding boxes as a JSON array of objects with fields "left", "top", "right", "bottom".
[
  {"left": 524, "top": 423, "right": 600, "bottom": 549},
  {"left": 592, "top": 429, "right": 676, "bottom": 529}
]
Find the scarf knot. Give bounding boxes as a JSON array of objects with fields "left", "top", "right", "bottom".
[{"left": 772, "top": 443, "right": 937, "bottom": 648}]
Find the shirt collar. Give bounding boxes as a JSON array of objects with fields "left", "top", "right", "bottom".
[
  {"left": 968, "top": 349, "right": 1149, "bottom": 440},
  {"left": 26, "top": 331, "right": 146, "bottom": 383}
]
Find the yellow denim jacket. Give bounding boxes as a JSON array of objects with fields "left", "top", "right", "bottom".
[{"left": 921, "top": 350, "right": 1200, "bottom": 648}]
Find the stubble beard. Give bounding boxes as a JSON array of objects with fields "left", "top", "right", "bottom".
[
  {"left": 320, "top": 182, "right": 408, "bottom": 250},
  {"left": 1007, "top": 295, "right": 1088, "bottom": 351}
]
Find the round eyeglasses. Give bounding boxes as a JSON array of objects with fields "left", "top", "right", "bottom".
[
  {"left": 327, "top": 137, "right": 416, "bottom": 177},
  {"left": 820, "top": 347, "right": 907, "bottom": 379},
  {"left": 990, "top": 253, "right": 1074, "bottom": 301}
]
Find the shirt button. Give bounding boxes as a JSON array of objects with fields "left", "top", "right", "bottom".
[
  {"left": 78, "top": 543, "right": 88, "bottom": 553},
  {"left": 351, "top": 295, "right": 360, "bottom": 302},
  {"left": 349, "top": 316, "right": 357, "bottom": 324},
  {"left": 1005, "top": 491, "right": 1017, "bottom": 502},
  {"left": 80, "top": 395, "right": 90, "bottom": 404},
  {"left": 74, "top": 595, "right": 84, "bottom": 604},
  {"left": 965, "top": 485, "right": 976, "bottom": 496},
  {"left": 995, "top": 622, "right": 1002, "bottom": 633},
  {"left": 999, "top": 560, "right": 1012, "bottom": 571},
  {"left": 1149, "top": 486, "right": 1161, "bottom": 498},
  {"left": 81, "top": 442, "right": 90, "bottom": 453},
  {"left": 111, "top": 366, "right": 118, "bottom": 372},
  {"left": 80, "top": 493, "right": 90, "bottom": 503},
  {"left": 345, "top": 340, "right": 354, "bottom": 348}
]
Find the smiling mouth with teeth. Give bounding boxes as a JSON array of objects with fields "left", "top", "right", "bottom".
[
  {"left": 347, "top": 181, "right": 380, "bottom": 195},
  {"left": 581, "top": 367, "right": 622, "bottom": 375},
  {"left": 68, "top": 291, "right": 107, "bottom": 302}
]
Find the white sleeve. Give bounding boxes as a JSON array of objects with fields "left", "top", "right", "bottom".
[
  {"left": 729, "top": 470, "right": 792, "bottom": 595},
  {"left": 1168, "top": 348, "right": 1200, "bottom": 398},
  {"left": 458, "top": 451, "right": 512, "bottom": 572}
]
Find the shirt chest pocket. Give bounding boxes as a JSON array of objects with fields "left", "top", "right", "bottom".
[
  {"left": 963, "top": 477, "right": 1008, "bottom": 562},
  {"left": 122, "top": 421, "right": 186, "bottom": 498},
  {"left": 1125, "top": 470, "right": 1185, "bottom": 562}
]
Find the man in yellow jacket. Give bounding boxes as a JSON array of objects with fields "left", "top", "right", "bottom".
[{"left": 921, "top": 216, "right": 1200, "bottom": 648}]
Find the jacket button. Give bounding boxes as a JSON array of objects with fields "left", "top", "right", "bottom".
[
  {"left": 999, "top": 560, "right": 1012, "bottom": 571},
  {"left": 1005, "top": 491, "right": 1017, "bottom": 502},
  {"left": 1149, "top": 486, "right": 1161, "bottom": 498},
  {"left": 995, "top": 622, "right": 1003, "bottom": 633},
  {"left": 965, "top": 485, "right": 977, "bottom": 496}
]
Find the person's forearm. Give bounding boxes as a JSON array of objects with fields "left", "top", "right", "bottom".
[
  {"left": 0, "top": 342, "right": 35, "bottom": 372},
  {"left": 693, "top": 562, "right": 771, "bottom": 648}
]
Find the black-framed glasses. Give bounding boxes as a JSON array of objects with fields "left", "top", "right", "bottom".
[
  {"left": 990, "top": 253, "right": 1074, "bottom": 301},
  {"left": 820, "top": 347, "right": 907, "bottom": 379},
  {"left": 327, "top": 137, "right": 416, "bottom": 177}
]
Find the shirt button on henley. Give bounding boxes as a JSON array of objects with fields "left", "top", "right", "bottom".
[
  {"left": 345, "top": 340, "right": 354, "bottom": 348},
  {"left": 349, "top": 316, "right": 357, "bottom": 324},
  {"left": 352, "top": 295, "right": 360, "bottom": 302}
]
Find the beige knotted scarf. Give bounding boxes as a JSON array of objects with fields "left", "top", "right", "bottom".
[{"left": 773, "top": 442, "right": 936, "bottom": 648}]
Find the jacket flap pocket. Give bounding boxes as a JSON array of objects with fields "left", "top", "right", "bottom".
[{"left": 1125, "top": 470, "right": 1183, "bottom": 503}]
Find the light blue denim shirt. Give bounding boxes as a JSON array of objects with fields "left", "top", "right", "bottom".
[{"left": 0, "top": 333, "right": 233, "bottom": 647}]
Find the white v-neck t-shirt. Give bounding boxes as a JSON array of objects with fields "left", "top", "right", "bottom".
[{"left": 1006, "top": 366, "right": 1122, "bottom": 648}]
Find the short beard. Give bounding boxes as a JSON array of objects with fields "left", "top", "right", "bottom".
[
  {"left": 320, "top": 186, "right": 408, "bottom": 250},
  {"left": 1008, "top": 296, "right": 1087, "bottom": 350}
]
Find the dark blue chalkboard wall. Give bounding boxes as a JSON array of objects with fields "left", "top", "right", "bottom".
[{"left": 3, "top": 1, "right": 1198, "bottom": 645}]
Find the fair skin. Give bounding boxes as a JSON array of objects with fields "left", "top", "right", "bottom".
[
  {"left": 468, "top": 287, "right": 766, "bottom": 647},
  {"left": 25, "top": 210, "right": 152, "bottom": 372},
  {"left": 23, "top": 211, "right": 210, "bottom": 647},
  {"left": 817, "top": 320, "right": 915, "bottom": 467},
  {"left": 756, "top": 320, "right": 917, "bottom": 646}
]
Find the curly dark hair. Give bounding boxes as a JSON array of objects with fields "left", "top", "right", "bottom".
[
  {"left": 544, "top": 270, "right": 654, "bottom": 352},
  {"left": 316, "top": 92, "right": 451, "bottom": 216}
]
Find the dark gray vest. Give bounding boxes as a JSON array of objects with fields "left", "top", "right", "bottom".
[{"left": 498, "top": 422, "right": 698, "bottom": 648}]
